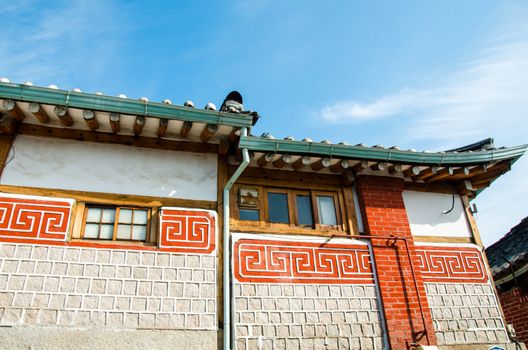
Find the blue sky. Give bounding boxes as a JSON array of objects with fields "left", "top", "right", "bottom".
[{"left": 1, "top": 0, "right": 527, "bottom": 245}]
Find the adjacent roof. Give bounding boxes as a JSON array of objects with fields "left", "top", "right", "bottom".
[{"left": 486, "top": 216, "right": 528, "bottom": 284}]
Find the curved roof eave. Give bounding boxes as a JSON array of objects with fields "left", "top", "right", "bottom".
[{"left": 239, "top": 135, "right": 528, "bottom": 166}]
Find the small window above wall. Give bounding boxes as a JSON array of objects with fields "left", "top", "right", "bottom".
[
  {"left": 236, "top": 185, "right": 344, "bottom": 233},
  {"left": 83, "top": 205, "right": 151, "bottom": 242}
]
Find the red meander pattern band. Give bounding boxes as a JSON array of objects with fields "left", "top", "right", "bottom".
[
  {"left": 234, "top": 239, "right": 374, "bottom": 284},
  {"left": 416, "top": 245, "right": 488, "bottom": 283},
  {"left": 159, "top": 209, "right": 216, "bottom": 254}
]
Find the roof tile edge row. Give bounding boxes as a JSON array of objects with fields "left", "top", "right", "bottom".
[
  {"left": 0, "top": 83, "right": 254, "bottom": 128},
  {"left": 239, "top": 136, "right": 528, "bottom": 166}
]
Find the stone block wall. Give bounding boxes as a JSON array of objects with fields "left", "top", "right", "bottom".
[
  {"left": 0, "top": 243, "right": 216, "bottom": 329},
  {"left": 416, "top": 243, "right": 509, "bottom": 346},
  {"left": 232, "top": 233, "right": 384, "bottom": 350},
  {"left": 426, "top": 282, "right": 508, "bottom": 345}
]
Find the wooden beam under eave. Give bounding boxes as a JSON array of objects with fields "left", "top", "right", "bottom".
[
  {"left": 200, "top": 124, "right": 218, "bottom": 142},
  {"left": 468, "top": 161, "right": 510, "bottom": 186},
  {"left": 370, "top": 162, "right": 387, "bottom": 171},
  {"left": 425, "top": 166, "right": 455, "bottom": 182},
  {"left": 28, "top": 103, "right": 50, "bottom": 123},
  {"left": 446, "top": 164, "right": 491, "bottom": 181},
  {"left": 157, "top": 118, "right": 168, "bottom": 138},
  {"left": 109, "top": 113, "right": 120, "bottom": 133},
  {"left": 311, "top": 157, "right": 331, "bottom": 171},
  {"left": 180, "top": 121, "right": 192, "bottom": 139},
  {"left": 388, "top": 164, "right": 403, "bottom": 175},
  {"left": 53, "top": 106, "right": 74, "bottom": 127},
  {"left": 257, "top": 153, "right": 274, "bottom": 167},
  {"left": 330, "top": 159, "right": 350, "bottom": 173},
  {"left": 83, "top": 110, "right": 99, "bottom": 131},
  {"left": 0, "top": 116, "right": 18, "bottom": 134},
  {"left": 273, "top": 154, "right": 293, "bottom": 169},
  {"left": 403, "top": 165, "right": 421, "bottom": 178},
  {"left": 133, "top": 116, "right": 145, "bottom": 136},
  {"left": 352, "top": 160, "right": 369, "bottom": 173},
  {"left": 2, "top": 99, "right": 25, "bottom": 122},
  {"left": 292, "top": 156, "right": 311, "bottom": 170}
]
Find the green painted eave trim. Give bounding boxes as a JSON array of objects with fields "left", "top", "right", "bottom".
[
  {"left": 0, "top": 83, "right": 254, "bottom": 128},
  {"left": 239, "top": 136, "right": 528, "bottom": 166}
]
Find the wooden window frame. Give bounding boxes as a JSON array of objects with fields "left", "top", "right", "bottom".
[
  {"left": 233, "top": 183, "right": 347, "bottom": 235},
  {"left": 80, "top": 204, "right": 153, "bottom": 243}
]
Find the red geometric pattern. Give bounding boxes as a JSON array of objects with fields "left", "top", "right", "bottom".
[
  {"left": 416, "top": 245, "right": 488, "bottom": 283},
  {"left": 159, "top": 208, "right": 216, "bottom": 254},
  {"left": 233, "top": 238, "right": 374, "bottom": 284},
  {"left": 0, "top": 195, "right": 72, "bottom": 241}
]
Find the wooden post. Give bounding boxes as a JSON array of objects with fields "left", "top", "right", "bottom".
[
  {"left": 200, "top": 124, "right": 218, "bottom": 142},
  {"left": 109, "top": 113, "right": 120, "bottom": 133},
  {"left": 292, "top": 156, "right": 311, "bottom": 170},
  {"left": 28, "top": 103, "right": 50, "bottom": 123},
  {"left": 54, "top": 106, "right": 74, "bottom": 126},
  {"left": 2, "top": 100, "right": 25, "bottom": 121},
  {"left": 157, "top": 118, "right": 168, "bottom": 138},
  {"left": 0, "top": 133, "right": 15, "bottom": 177},
  {"left": 83, "top": 110, "right": 99, "bottom": 131},
  {"left": 311, "top": 157, "right": 331, "bottom": 171},
  {"left": 133, "top": 116, "right": 145, "bottom": 136},
  {"left": 218, "top": 139, "right": 230, "bottom": 157}
]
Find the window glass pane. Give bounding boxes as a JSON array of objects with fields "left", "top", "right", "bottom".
[
  {"left": 101, "top": 209, "right": 116, "bottom": 223},
  {"left": 117, "top": 224, "right": 131, "bottom": 240},
  {"left": 268, "top": 192, "right": 289, "bottom": 224},
  {"left": 240, "top": 209, "right": 259, "bottom": 221},
  {"left": 86, "top": 208, "right": 101, "bottom": 223},
  {"left": 84, "top": 224, "right": 99, "bottom": 238},
  {"left": 99, "top": 224, "right": 114, "bottom": 239},
  {"left": 296, "top": 195, "right": 313, "bottom": 226},
  {"left": 133, "top": 210, "right": 148, "bottom": 224},
  {"left": 317, "top": 196, "right": 337, "bottom": 226},
  {"left": 119, "top": 209, "right": 133, "bottom": 223},
  {"left": 132, "top": 225, "right": 147, "bottom": 241}
]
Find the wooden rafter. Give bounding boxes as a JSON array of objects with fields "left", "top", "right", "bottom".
[
  {"left": 311, "top": 157, "right": 331, "bottom": 171},
  {"left": 200, "top": 124, "right": 218, "bottom": 142},
  {"left": 292, "top": 156, "right": 311, "bottom": 170},
  {"left": 2, "top": 99, "right": 25, "bottom": 122},
  {"left": 109, "top": 113, "right": 120, "bottom": 133},
  {"left": 388, "top": 164, "right": 403, "bottom": 175},
  {"left": 54, "top": 106, "right": 74, "bottom": 126},
  {"left": 329, "top": 159, "right": 350, "bottom": 173},
  {"left": 180, "top": 121, "right": 192, "bottom": 139},
  {"left": 133, "top": 116, "right": 145, "bottom": 136},
  {"left": 370, "top": 162, "right": 387, "bottom": 171},
  {"left": 352, "top": 160, "right": 369, "bottom": 173},
  {"left": 257, "top": 153, "right": 274, "bottom": 167},
  {"left": 404, "top": 165, "right": 421, "bottom": 178},
  {"left": 28, "top": 103, "right": 50, "bottom": 123},
  {"left": 83, "top": 110, "right": 99, "bottom": 131},
  {"left": 273, "top": 154, "right": 293, "bottom": 169},
  {"left": 425, "top": 166, "right": 455, "bottom": 182},
  {"left": 157, "top": 118, "right": 168, "bottom": 138},
  {"left": 412, "top": 166, "right": 439, "bottom": 181}
]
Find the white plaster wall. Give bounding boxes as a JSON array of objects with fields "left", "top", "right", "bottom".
[
  {"left": 1, "top": 135, "right": 217, "bottom": 201},
  {"left": 402, "top": 191, "right": 471, "bottom": 237}
]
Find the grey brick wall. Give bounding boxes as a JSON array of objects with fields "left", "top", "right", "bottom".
[
  {"left": 0, "top": 243, "right": 216, "bottom": 330},
  {"left": 425, "top": 282, "right": 508, "bottom": 345},
  {"left": 234, "top": 283, "right": 383, "bottom": 350}
]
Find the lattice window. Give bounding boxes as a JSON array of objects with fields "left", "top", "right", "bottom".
[{"left": 82, "top": 205, "right": 150, "bottom": 241}]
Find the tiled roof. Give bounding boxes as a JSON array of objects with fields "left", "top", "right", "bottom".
[{"left": 486, "top": 216, "right": 528, "bottom": 281}]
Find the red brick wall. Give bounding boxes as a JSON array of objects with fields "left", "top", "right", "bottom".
[
  {"left": 356, "top": 175, "right": 437, "bottom": 349},
  {"left": 498, "top": 287, "right": 528, "bottom": 345}
]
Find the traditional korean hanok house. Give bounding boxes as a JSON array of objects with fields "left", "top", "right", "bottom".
[{"left": 0, "top": 80, "right": 526, "bottom": 350}]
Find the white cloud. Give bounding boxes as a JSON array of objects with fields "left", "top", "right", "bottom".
[
  {"left": 319, "top": 12, "right": 528, "bottom": 246},
  {"left": 0, "top": 0, "right": 122, "bottom": 86}
]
